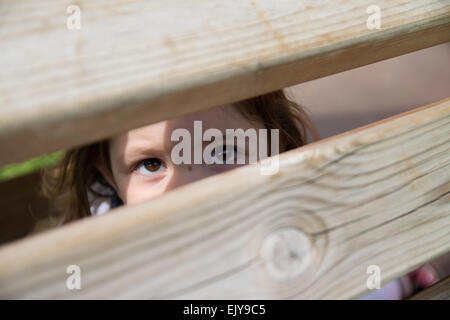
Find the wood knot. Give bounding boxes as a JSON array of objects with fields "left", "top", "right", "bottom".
[{"left": 260, "top": 227, "right": 311, "bottom": 281}]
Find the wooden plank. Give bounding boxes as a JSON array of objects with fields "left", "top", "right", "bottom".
[
  {"left": 409, "top": 276, "right": 450, "bottom": 300},
  {"left": 0, "top": 98, "right": 448, "bottom": 299},
  {"left": 1, "top": 0, "right": 449, "bottom": 166}
]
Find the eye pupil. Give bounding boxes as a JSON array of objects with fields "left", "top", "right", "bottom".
[
  {"left": 143, "top": 158, "right": 161, "bottom": 171},
  {"left": 211, "top": 145, "right": 237, "bottom": 162}
]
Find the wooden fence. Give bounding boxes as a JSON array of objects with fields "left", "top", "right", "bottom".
[{"left": 0, "top": 0, "right": 449, "bottom": 299}]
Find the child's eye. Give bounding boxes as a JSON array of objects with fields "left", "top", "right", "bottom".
[
  {"left": 210, "top": 145, "right": 237, "bottom": 164},
  {"left": 136, "top": 158, "right": 163, "bottom": 175}
]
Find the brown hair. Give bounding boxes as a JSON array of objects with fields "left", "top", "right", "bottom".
[{"left": 40, "top": 89, "right": 319, "bottom": 226}]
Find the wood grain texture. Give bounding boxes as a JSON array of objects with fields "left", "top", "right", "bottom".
[
  {"left": 0, "top": 98, "right": 448, "bottom": 299},
  {"left": 409, "top": 276, "right": 450, "bottom": 300},
  {"left": 1, "top": 0, "right": 449, "bottom": 166}
]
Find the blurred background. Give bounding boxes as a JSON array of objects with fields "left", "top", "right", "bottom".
[
  {"left": 0, "top": 42, "right": 449, "bottom": 245},
  {"left": 287, "top": 42, "right": 450, "bottom": 140}
]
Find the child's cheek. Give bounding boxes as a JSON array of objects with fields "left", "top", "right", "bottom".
[
  {"left": 123, "top": 176, "right": 167, "bottom": 206},
  {"left": 208, "top": 163, "right": 244, "bottom": 174}
]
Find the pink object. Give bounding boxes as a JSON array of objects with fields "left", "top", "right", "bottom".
[{"left": 407, "top": 266, "right": 438, "bottom": 289}]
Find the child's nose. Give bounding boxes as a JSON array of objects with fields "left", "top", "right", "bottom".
[{"left": 164, "top": 164, "right": 214, "bottom": 193}]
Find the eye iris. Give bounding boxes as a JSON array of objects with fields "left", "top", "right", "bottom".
[
  {"left": 211, "top": 145, "right": 236, "bottom": 162},
  {"left": 143, "top": 158, "right": 161, "bottom": 171}
]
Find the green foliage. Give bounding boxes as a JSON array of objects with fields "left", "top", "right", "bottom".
[{"left": 0, "top": 151, "right": 64, "bottom": 182}]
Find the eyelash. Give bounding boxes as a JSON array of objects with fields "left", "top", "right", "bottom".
[
  {"left": 134, "top": 158, "right": 165, "bottom": 175},
  {"left": 132, "top": 144, "right": 241, "bottom": 175},
  {"left": 209, "top": 145, "right": 239, "bottom": 164}
]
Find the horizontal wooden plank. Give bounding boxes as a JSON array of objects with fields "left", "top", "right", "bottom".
[
  {"left": 0, "top": 98, "right": 448, "bottom": 299},
  {"left": 409, "top": 276, "right": 450, "bottom": 300},
  {"left": 1, "top": 0, "right": 449, "bottom": 166}
]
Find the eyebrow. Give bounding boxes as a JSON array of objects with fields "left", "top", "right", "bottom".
[
  {"left": 116, "top": 127, "right": 253, "bottom": 171},
  {"left": 117, "top": 141, "right": 167, "bottom": 172}
]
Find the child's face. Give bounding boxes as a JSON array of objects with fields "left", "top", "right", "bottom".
[{"left": 104, "top": 104, "right": 264, "bottom": 205}]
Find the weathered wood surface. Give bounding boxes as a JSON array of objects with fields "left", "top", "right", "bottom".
[
  {"left": 0, "top": 98, "right": 448, "bottom": 299},
  {"left": 1, "top": 0, "right": 449, "bottom": 166},
  {"left": 409, "top": 276, "right": 450, "bottom": 300}
]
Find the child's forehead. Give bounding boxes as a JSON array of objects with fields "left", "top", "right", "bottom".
[
  {"left": 110, "top": 103, "right": 262, "bottom": 153},
  {"left": 166, "top": 103, "right": 255, "bottom": 130},
  {"left": 132, "top": 103, "right": 258, "bottom": 136}
]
